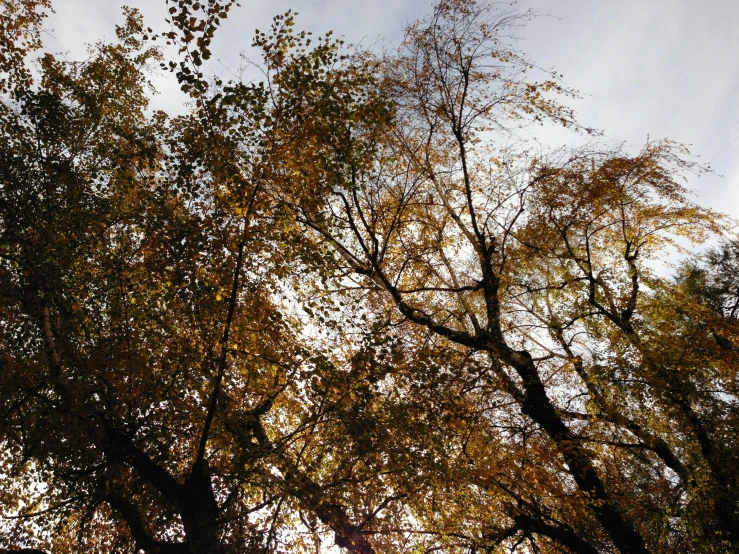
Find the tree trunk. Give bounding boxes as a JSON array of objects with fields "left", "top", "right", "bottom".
[{"left": 501, "top": 348, "right": 649, "bottom": 554}]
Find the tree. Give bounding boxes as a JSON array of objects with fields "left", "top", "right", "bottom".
[
  {"left": 278, "top": 0, "right": 738, "bottom": 551},
  {"left": 1, "top": 0, "right": 737, "bottom": 553},
  {"left": 0, "top": 3, "right": 413, "bottom": 553}
]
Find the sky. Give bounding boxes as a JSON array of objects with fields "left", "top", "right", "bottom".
[{"left": 42, "top": 0, "right": 739, "bottom": 222}]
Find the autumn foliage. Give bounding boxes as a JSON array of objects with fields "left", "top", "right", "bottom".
[{"left": 0, "top": 1, "right": 737, "bottom": 553}]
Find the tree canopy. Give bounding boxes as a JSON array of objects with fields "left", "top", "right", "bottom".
[{"left": 0, "top": 1, "right": 737, "bottom": 553}]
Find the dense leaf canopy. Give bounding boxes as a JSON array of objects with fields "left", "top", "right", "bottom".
[{"left": 0, "top": 1, "right": 737, "bottom": 553}]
